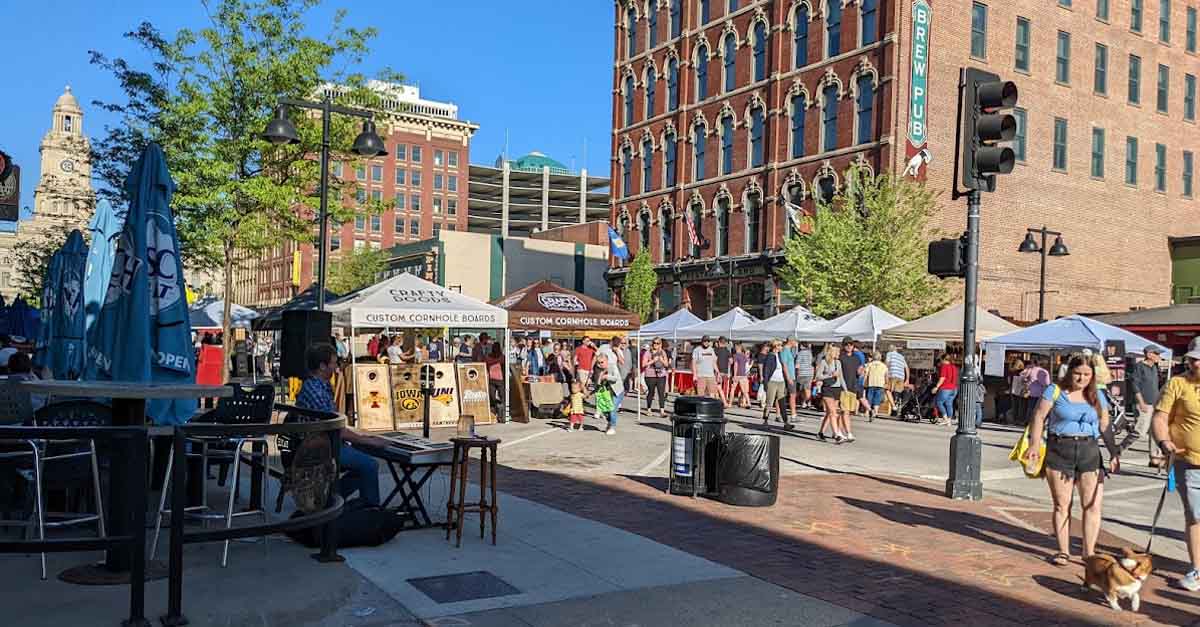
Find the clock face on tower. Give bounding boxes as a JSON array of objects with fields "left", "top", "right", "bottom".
[{"left": 59, "top": 159, "right": 75, "bottom": 173}]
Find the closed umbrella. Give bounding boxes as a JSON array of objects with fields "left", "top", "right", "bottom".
[
  {"left": 87, "top": 143, "right": 196, "bottom": 425},
  {"left": 47, "top": 230, "right": 88, "bottom": 379},
  {"left": 84, "top": 199, "right": 123, "bottom": 338},
  {"left": 35, "top": 252, "right": 63, "bottom": 368}
]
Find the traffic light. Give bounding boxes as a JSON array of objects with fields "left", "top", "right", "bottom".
[
  {"left": 928, "top": 233, "right": 967, "bottom": 278},
  {"left": 960, "top": 68, "right": 1019, "bottom": 193}
]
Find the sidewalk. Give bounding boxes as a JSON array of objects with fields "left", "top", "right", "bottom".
[{"left": 495, "top": 464, "right": 1200, "bottom": 627}]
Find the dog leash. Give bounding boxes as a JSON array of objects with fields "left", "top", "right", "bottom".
[{"left": 1146, "top": 452, "right": 1176, "bottom": 554}]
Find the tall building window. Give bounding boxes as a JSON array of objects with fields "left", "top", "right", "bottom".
[
  {"left": 723, "top": 33, "right": 737, "bottom": 92},
  {"left": 393, "top": 216, "right": 403, "bottom": 234},
  {"left": 696, "top": 43, "right": 709, "bottom": 100},
  {"left": 1094, "top": 43, "right": 1108, "bottom": 94},
  {"left": 332, "top": 161, "right": 344, "bottom": 177},
  {"left": 448, "top": 176, "right": 457, "bottom": 192},
  {"left": 395, "top": 168, "right": 406, "bottom": 186},
  {"left": 689, "top": 203, "right": 703, "bottom": 257},
  {"left": 1187, "top": 73, "right": 1197, "bottom": 121},
  {"left": 671, "top": 0, "right": 681, "bottom": 38},
  {"left": 370, "top": 165, "right": 382, "bottom": 182},
  {"left": 1052, "top": 117, "right": 1068, "bottom": 170},
  {"left": 822, "top": 84, "right": 839, "bottom": 152},
  {"left": 1158, "top": 64, "right": 1170, "bottom": 113},
  {"left": 638, "top": 211, "right": 651, "bottom": 253},
  {"left": 856, "top": 75, "right": 874, "bottom": 144},
  {"left": 750, "top": 104, "right": 765, "bottom": 167},
  {"left": 661, "top": 209, "right": 674, "bottom": 262},
  {"left": 395, "top": 145, "right": 406, "bottom": 161},
  {"left": 791, "top": 94, "right": 807, "bottom": 158},
  {"left": 433, "top": 173, "right": 443, "bottom": 190},
  {"left": 667, "top": 57, "right": 679, "bottom": 110},
  {"left": 434, "top": 150, "right": 444, "bottom": 166},
  {"left": 624, "top": 74, "right": 636, "bottom": 125},
  {"left": 745, "top": 192, "right": 762, "bottom": 252},
  {"left": 728, "top": 0, "right": 738, "bottom": 11},
  {"left": 394, "top": 193, "right": 406, "bottom": 210},
  {"left": 1189, "top": 7, "right": 1198, "bottom": 52},
  {"left": 371, "top": 189, "right": 382, "bottom": 203},
  {"left": 1132, "top": 0, "right": 1144, "bottom": 33},
  {"left": 817, "top": 175, "right": 836, "bottom": 205},
  {"left": 411, "top": 194, "right": 421, "bottom": 211},
  {"left": 627, "top": 9, "right": 638, "bottom": 57},
  {"left": 648, "top": 2, "right": 658, "bottom": 48},
  {"left": 784, "top": 182, "right": 803, "bottom": 239},
  {"left": 971, "top": 3, "right": 988, "bottom": 59},
  {"left": 355, "top": 214, "right": 365, "bottom": 231},
  {"left": 665, "top": 130, "right": 678, "bottom": 187},
  {"left": 1126, "top": 136, "right": 1139, "bottom": 185},
  {"left": 1098, "top": 0, "right": 1110, "bottom": 20},
  {"left": 642, "top": 137, "right": 654, "bottom": 193},
  {"left": 715, "top": 196, "right": 729, "bottom": 256},
  {"left": 1160, "top": 0, "right": 1171, "bottom": 43},
  {"left": 753, "top": 21, "right": 768, "bottom": 82},
  {"left": 1013, "top": 107, "right": 1027, "bottom": 161},
  {"left": 826, "top": 0, "right": 842, "bottom": 57},
  {"left": 1056, "top": 31, "right": 1071, "bottom": 84},
  {"left": 1091, "top": 127, "right": 1106, "bottom": 178},
  {"left": 694, "top": 122, "right": 707, "bottom": 180},
  {"left": 720, "top": 114, "right": 734, "bottom": 175},
  {"left": 371, "top": 214, "right": 381, "bottom": 232},
  {"left": 410, "top": 217, "right": 420, "bottom": 236},
  {"left": 1156, "top": 143, "right": 1168, "bottom": 192},
  {"left": 1129, "top": 54, "right": 1142, "bottom": 104},
  {"left": 355, "top": 164, "right": 365, "bottom": 180},
  {"left": 355, "top": 187, "right": 366, "bottom": 203},
  {"left": 412, "top": 146, "right": 422, "bottom": 163},
  {"left": 645, "top": 67, "right": 657, "bottom": 117},
  {"left": 861, "top": 0, "right": 878, "bottom": 45},
  {"left": 701, "top": 0, "right": 710, "bottom": 24},
  {"left": 412, "top": 171, "right": 422, "bottom": 187},
  {"left": 794, "top": 5, "right": 809, "bottom": 68},
  {"left": 1184, "top": 150, "right": 1195, "bottom": 197},
  {"left": 1015, "top": 17, "right": 1030, "bottom": 72},
  {"left": 622, "top": 146, "right": 633, "bottom": 197}
]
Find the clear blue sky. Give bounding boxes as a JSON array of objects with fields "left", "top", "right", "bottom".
[{"left": 0, "top": 0, "right": 614, "bottom": 217}]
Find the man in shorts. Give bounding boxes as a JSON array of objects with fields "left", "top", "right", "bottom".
[
  {"left": 691, "top": 336, "right": 720, "bottom": 398},
  {"left": 838, "top": 338, "right": 864, "bottom": 438},
  {"left": 884, "top": 344, "right": 910, "bottom": 415},
  {"left": 794, "top": 341, "right": 815, "bottom": 411}
]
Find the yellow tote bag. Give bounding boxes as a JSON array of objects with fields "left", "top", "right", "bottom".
[{"left": 1009, "top": 426, "right": 1046, "bottom": 478}]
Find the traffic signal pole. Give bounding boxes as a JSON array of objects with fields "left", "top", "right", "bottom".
[{"left": 946, "top": 189, "right": 983, "bottom": 500}]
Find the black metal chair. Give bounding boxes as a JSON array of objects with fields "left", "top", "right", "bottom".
[{"left": 273, "top": 403, "right": 340, "bottom": 514}]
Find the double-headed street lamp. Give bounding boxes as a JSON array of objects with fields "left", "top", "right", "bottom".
[
  {"left": 1017, "top": 226, "right": 1069, "bottom": 322},
  {"left": 262, "top": 95, "right": 388, "bottom": 310}
]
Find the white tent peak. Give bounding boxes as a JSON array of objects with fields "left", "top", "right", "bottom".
[
  {"left": 326, "top": 272, "right": 507, "bottom": 329},
  {"left": 880, "top": 303, "right": 1018, "bottom": 344},
  {"left": 674, "top": 307, "right": 759, "bottom": 340},
  {"left": 639, "top": 308, "right": 704, "bottom": 339},
  {"left": 737, "top": 306, "right": 826, "bottom": 341}
]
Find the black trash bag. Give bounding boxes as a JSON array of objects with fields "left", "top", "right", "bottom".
[
  {"left": 285, "top": 498, "right": 405, "bottom": 548},
  {"left": 716, "top": 433, "right": 780, "bottom": 507}
]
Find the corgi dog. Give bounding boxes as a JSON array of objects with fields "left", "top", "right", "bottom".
[{"left": 1080, "top": 548, "right": 1154, "bottom": 612}]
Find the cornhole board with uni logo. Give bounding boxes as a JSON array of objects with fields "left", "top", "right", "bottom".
[
  {"left": 353, "top": 364, "right": 395, "bottom": 431},
  {"left": 457, "top": 362, "right": 494, "bottom": 425},
  {"left": 391, "top": 363, "right": 461, "bottom": 429}
]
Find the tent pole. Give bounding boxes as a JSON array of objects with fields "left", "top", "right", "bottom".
[
  {"left": 350, "top": 321, "right": 358, "bottom": 426},
  {"left": 503, "top": 329, "right": 511, "bottom": 423},
  {"left": 636, "top": 330, "right": 642, "bottom": 423}
]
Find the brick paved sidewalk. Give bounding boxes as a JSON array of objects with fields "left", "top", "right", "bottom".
[{"left": 495, "top": 466, "right": 1200, "bottom": 627}]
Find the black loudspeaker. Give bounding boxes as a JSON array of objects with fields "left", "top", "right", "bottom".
[{"left": 281, "top": 310, "right": 332, "bottom": 379}]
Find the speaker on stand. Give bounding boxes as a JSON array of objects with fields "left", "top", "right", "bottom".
[{"left": 280, "top": 310, "right": 333, "bottom": 380}]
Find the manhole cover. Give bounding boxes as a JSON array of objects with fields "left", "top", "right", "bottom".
[{"left": 407, "top": 570, "right": 520, "bottom": 604}]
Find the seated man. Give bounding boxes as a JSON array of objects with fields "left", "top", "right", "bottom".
[{"left": 295, "top": 343, "right": 383, "bottom": 506}]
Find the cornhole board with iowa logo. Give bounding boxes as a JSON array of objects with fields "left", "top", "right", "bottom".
[
  {"left": 392, "top": 363, "right": 461, "bottom": 429},
  {"left": 391, "top": 365, "right": 422, "bottom": 429},
  {"left": 457, "top": 362, "right": 494, "bottom": 425},
  {"left": 353, "top": 364, "right": 395, "bottom": 431}
]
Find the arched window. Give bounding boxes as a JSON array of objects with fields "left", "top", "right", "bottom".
[
  {"left": 790, "top": 94, "right": 807, "bottom": 158},
  {"left": 826, "top": 0, "right": 842, "bottom": 58},
  {"left": 794, "top": 5, "right": 810, "bottom": 68},
  {"left": 753, "top": 21, "right": 768, "bottom": 82},
  {"left": 665, "top": 130, "right": 678, "bottom": 187},
  {"left": 627, "top": 9, "right": 638, "bottom": 57},
  {"left": 745, "top": 191, "right": 762, "bottom": 252},
  {"left": 715, "top": 195, "right": 730, "bottom": 256},
  {"left": 622, "top": 145, "right": 633, "bottom": 197},
  {"left": 689, "top": 202, "right": 704, "bottom": 257},
  {"left": 624, "top": 74, "right": 636, "bottom": 126},
  {"left": 64, "top": 115, "right": 73, "bottom": 133},
  {"left": 671, "top": 0, "right": 682, "bottom": 38},
  {"left": 784, "top": 181, "right": 804, "bottom": 239},
  {"left": 617, "top": 213, "right": 630, "bottom": 264},
  {"left": 642, "top": 136, "right": 654, "bottom": 193},
  {"left": 856, "top": 75, "right": 874, "bottom": 145},
  {"left": 720, "top": 115, "right": 735, "bottom": 175},
  {"left": 660, "top": 208, "right": 675, "bottom": 262},
  {"left": 639, "top": 211, "right": 652, "bottom": 253},
  {"left": 723, "top": 34, "right": 737, "bottom": 92},
  {"left": 648, "top": 2, "right": 658, "bottom": 48},
  {"left": 822, "top": 84, "right": 839, "bottom": 152},
  {"left": 861, "top": 0, "right": 878, "bottom": 46},
  {"left": 667, "top": 58, "right": 680, "bottom": 110},
  {"left": 817, "top": 175, "right": 836, "bottom": 205},
  {"left": 696, "top": 43, "right": 710, "bottom": 100},
  {"left": 694, "top": 122, "right": 707, "bottom": 180},
  {"left": 646, "top": 67, "right": 657, "bottom": 117},
  {"left": 750, "top": 104, "right": 765, "bottom": 167}
]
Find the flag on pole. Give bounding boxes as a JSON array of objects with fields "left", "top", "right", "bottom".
[
  {"left": 684, "top": 208, "right": 702, "bottom": 249},
  {"left": 607, "top": 225, "right": 630, "bottom": 261}
]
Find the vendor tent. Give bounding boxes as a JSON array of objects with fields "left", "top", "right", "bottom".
[
  {"left": 327, "top": 272, "right": 507, "bottom": 328},
  {"left": 735, "top": 306, "right": 825, "bottom": 341},
  {"left": 189, "top": 298, "right": 260, "bottom": 330},
  {"left": 880, "top": 303, "right": 1019, "bottom": 345},
  {"left": 982, "top": 314, "right": 1171, "bottom": 358},
  {"left": 673, "top": 307, "right": 758, "bottom": 340},
  {"left": 253, "top": 285, "right": 339, "bottom": 330},
  {"left": 795, "top": 305, "right": 906, "bottom": 343},
  {"left": 638, "top": 307, "right": 703, "bottom": 339},
  {"left": 495, "top": 280, "right": 639, "bottom": 331}
]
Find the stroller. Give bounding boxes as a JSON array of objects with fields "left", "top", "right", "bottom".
[{"left": 897, "top": 378, "right": 939, "bottom": 424}]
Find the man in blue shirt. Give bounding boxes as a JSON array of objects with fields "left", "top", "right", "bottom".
[
  {"left": 296, "top": 343, "right": 383, "bottom": 506},
  {"left": 779, "top": 339, "right": 797, "bottom": 426}
]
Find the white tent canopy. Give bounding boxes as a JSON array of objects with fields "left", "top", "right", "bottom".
[
  {"left": 982, "top": 315, "right": 1172, "bottom": 359},
  {"left": 735, "top": 306, "right": 826, "bottom": 341},
  {"left": 794, "top": 305, "right": 906, "bottom": 343},
  {"left": 673, "top": 307, "right": 759, "bottom": 340},
  {"left": 326, "top": 272, "right": 507, "bottom": 329},
  {"left": 639, "top": 307, "right": 704, "bottom": 340},
  {"left": 879, "top": 303, "right": 1019, "bottom": 345}
]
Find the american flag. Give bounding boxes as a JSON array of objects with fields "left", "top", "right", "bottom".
[{"left": 684, "top": 209, "right": 702, "bottom": 249}]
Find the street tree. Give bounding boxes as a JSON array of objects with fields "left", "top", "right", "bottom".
[
  {"left": 13, "top": 228, "right": 71, "bottom": 307},
  {"left": 622, "top": 249, "right": 657, "bottom": 322},
  {"left": 89, "top": 0, "right": 395, "bottom": 381},
  {"left": 326, "top": 246, "right": 386, "bottom": 295},
  {"left": 779, "top": 168, "right": 948, "bottom": 320}
]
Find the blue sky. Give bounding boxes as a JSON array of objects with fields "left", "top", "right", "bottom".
[{"left": 0, "top": 0, "right": 615, "bottom": 216}]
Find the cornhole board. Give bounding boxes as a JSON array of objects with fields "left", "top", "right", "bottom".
[
  {"left": 353, "top": 364, "right": 394, "bottom": 431},
  {"left": 456, "top": 362, "right": 494, "bottom": 425},
  {"left": 391, "top": 363, "right": 460, "bottom": 429}
]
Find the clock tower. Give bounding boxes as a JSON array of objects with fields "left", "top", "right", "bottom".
[{"left": 30, "top": 85, "right": 95, "bottom": 230}]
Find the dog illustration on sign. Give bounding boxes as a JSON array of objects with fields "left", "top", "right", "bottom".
[{"left": 903, "top": 148, "right": 932, "bottom": 178}]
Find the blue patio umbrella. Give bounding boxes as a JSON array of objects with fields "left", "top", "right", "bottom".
[
  {"left": 84, "top": 199, "right": 123, "bottom": 339},
  {"left": 34, "top": 253, "right": 63, "bottom": 368},
  {"left": 47, "top": 230, "right": 88, "bottom": 379},
  {"left": 0, "top": 294, "right": 9, "bottom": 336},
  {"left": 87, "top": 143, "right": 196, "bottom": 425}
]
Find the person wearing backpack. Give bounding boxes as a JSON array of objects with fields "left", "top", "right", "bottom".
[{"left": 1025, "top": 354, "right": 1121, "bottom": 566}]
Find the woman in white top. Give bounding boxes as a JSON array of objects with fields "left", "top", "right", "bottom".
[{"left": 815, "top": 344, "right": 848, "bottom": 443}]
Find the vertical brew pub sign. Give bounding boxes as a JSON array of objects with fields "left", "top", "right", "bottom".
[{"left": 903, "top": 0, "right": 932, "bottom": 181}]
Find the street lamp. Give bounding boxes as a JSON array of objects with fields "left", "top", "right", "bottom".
[
  {"left": 1017, "top": 226, "right": 1069, "bottom": 322},
  {"left": 262, "top": 96, "right": 387, "bottom": 310}
]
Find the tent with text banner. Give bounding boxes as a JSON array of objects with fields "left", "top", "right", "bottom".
[
  {"left": 326, "top": 272, "right": 507, "bottom": 329},
  {"left": 493, "top": 280, "right": 640, "bottom": 332}
]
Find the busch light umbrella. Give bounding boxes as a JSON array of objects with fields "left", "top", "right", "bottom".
[
  {"left": 87, "top": 143, "right": 196, "bottom": 425},
  {"left": 49, "top": 230, "right": 88, "bottom": 379},
  {"left": 34, "top": 252, "right": 63, "bottom": 368},
  {"left": 84, "top": 199, "right": 123, "bottom": 339}
]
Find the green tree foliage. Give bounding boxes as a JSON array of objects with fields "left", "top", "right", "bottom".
[
  {"left": 780, "top": 169, "right": 948, "bottom": 320},
  {"left": 622, "top": 249, "right": 658, "bottom": 322},
  {"left": 13, "top": 229, "right": 71, "bottom": 307},
  {"left": 327, "top": 246, "right": 386, "bottom": 295},
  {"left": 89, "top": 0, "right": 396, "bottom": 381}
]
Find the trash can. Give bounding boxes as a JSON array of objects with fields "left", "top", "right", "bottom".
[
  {"left": 669, "top": 396, "right": 726, "bottom": 497},
  {"left": 715, "top": 433, "right": 780, "bottom": 507}
]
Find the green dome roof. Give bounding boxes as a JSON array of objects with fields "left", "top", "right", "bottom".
[{"left": 509, "top": 151, "right": 570, "bottom": 174}]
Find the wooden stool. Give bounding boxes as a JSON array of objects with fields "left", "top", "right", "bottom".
[{"left": 446, "top": 436, "right": 500, "bottom": 547}]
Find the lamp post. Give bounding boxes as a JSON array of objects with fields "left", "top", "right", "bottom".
[
  {"left": 1017, "top": 226, "right": 1070, "bottom": 322},
  {"left": 261, "top": 95, "right": 388, "bottom": 310}
]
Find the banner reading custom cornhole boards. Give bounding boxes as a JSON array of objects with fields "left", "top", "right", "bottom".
[
  {"left": 457, "top": 362, "right": 494, "bottom": 425},
  {"left": 391, "top": 363, "right": 461, "bottom": 430},
  {"left": 353, "top": 364, "right": 395, "bottom": 431}
]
